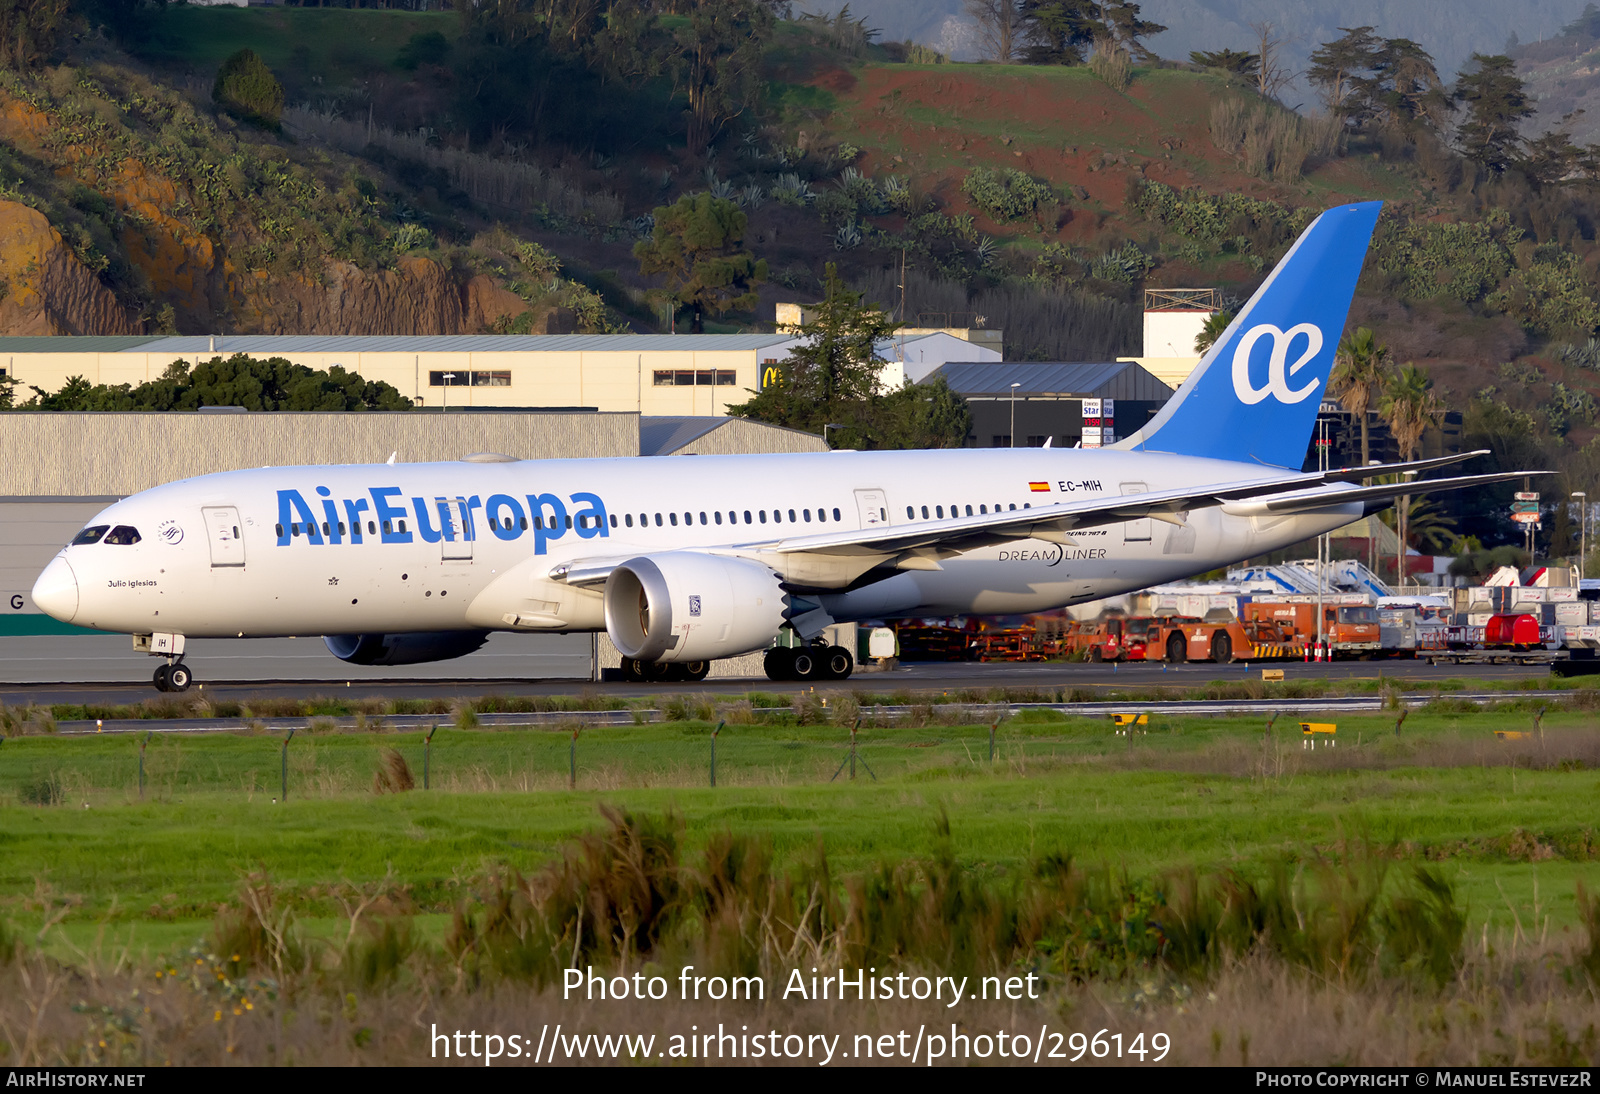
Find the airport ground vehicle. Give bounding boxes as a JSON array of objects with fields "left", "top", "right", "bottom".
[{"left": 1241, "top": 599, "right": 1381, "bottom": 658}]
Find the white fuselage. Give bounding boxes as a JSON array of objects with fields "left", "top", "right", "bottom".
[{"left": 35, "top": 447, "right": 1357, "bottom": 641}]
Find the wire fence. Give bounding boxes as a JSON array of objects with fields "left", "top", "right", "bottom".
[{"left": 1, "top": 715, "right": 1101, "bottom": 803}]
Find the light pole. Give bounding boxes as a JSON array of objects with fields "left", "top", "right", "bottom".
[
  {"left": 1009, "top": 382, "right": 1020, "bottom": 448},
  {"left": 441, "top": 372, "right": 457, "bottom": 412},
  {"left": 1575, "top": 490, "right": 1587, "bottom": 580},
  {"left": 822, "top": 423, "right": 846, "bottom": 449}
]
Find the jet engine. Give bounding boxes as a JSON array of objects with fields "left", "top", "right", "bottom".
[
  {"left": 603, "top": 553, "right": 786, "bottom": 663},
  {"left": 323, "top": 630, "right": 490, "bottom": 666}
]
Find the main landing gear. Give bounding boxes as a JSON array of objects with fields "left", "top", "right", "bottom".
[
  {"left": 764, "top": 642, "right": 854, "bottom": 682},
  {"left": 619, "top": 657, "right": 711, "bottom": 683},
  {"left": 153, "top": 660, "right": 193, "bottom": 692}
]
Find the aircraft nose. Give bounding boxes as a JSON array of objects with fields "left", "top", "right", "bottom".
[{"left": 32, "top": 555, "right": 78, "bottom": 623}]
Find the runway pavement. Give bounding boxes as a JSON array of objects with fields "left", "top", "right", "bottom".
[{"left": 0, "top": 656, "right": 1556, "bottom": 709}]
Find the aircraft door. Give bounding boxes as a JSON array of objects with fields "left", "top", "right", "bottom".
[
  {"left": 440, "top": 499, "right": 473, "bottom": 561},
  {"left": 201, "top": 506, "right": 246, "bottom": 567},
  {"left": 1120, "top": 482, "right": 1152, "bottom": 542},
  {"left": 853, "top": 488, "right": 888, "bottom": 528}
]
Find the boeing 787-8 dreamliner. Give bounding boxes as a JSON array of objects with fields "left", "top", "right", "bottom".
[{"left": 31, "top": 201, "right": 1535, "bottom": 690}]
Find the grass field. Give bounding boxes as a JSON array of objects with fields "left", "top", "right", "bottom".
[
  {"left": 2, "top": 698, "right": 1599, "bottom": 1066},
  {"left": 2, "top": 704, "right": 1598, "bottom": 960},
  {"left": 131, "top": 7, "right": 456, "bottom": 91}
]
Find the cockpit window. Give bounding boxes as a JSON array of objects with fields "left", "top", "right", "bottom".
[
  {"left": 71, "top": 525, "right": 110, "bottom": 546},
  {"left": 104, "top": 525, "right": 142, "bottom": 545}
]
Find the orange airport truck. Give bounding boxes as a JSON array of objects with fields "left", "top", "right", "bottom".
[{"left": 1241, "top": 599, "right": 1381, "bottom": 659}]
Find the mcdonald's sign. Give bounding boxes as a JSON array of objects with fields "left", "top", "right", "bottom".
[{"left": 760, "top": 358, "right": 787, "bottom": 391}]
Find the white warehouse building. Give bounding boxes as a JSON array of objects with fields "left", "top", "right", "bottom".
[{"left": 0, "top": 331, "right": 999, "bottom": 413}]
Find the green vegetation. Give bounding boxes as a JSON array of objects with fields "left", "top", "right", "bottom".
[
  {"left": 959, "top": 166, "right": 1055, "bottom": 222},
  {"left": 211, "top": 48, "right": 283, "bottom": 131},
  {"left": 2, "top": 706, "right": 1599, "bottom": 938},
  {"left": 729, "top": 264, "right": 971, "bottom": 449},
  {"left": 16, "top": 354, "right": 414, "bottom": 411},
  {"left": 633, "top": 192, "right": 766, "bottom": 332},
  {"left": 2, "top": 697, "right": 1599, "bottom": 1064}
]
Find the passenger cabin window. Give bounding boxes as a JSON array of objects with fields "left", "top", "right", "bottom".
[
  {"left": 625, "top": 514, "right": 634, "bottom": 528},
  {"left": 71, "top": 525, "right": 110, "bottom": 546},
  {"left": 104, "top": 525, "right": 141, "bottom": 545}
]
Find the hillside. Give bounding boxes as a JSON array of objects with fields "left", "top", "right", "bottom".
[{"left": 10, "top": 5, "right": 1600, "bottom": 481}]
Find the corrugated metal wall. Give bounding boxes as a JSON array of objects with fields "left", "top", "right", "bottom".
[{"left": 0, "top": 412, "right": 640, "bottom": 495}]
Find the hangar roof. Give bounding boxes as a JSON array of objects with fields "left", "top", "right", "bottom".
[
  {"left": 0, "top": 334, "right": 797, "bottom": 354},
  {"left": 932, "top": 360, "right": 1172, "bottom": 401}
]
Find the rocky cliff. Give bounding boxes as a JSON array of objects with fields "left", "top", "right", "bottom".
[{"left": 0, "top": 79, "right": 570, "bottom": 337}]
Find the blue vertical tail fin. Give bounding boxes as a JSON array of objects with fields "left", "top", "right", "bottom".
[{"left": 1114, "top": 201, "right": 1383, "bottom": 468}]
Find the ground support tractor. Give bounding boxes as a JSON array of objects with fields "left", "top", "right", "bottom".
[{"left": 1241, "top": 599, "right": 1381, "bottom": 659}]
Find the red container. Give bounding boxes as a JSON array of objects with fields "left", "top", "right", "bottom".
[{"left": 1484, "top": 613, "right": 1541, "bottom": 647}]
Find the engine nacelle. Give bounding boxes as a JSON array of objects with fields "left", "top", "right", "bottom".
[
  {"left": 323, "top": 630, "right": 490, "bottom": 666},
  {"left": 604, "top": 553, "right": 786, "bottom": 662}
]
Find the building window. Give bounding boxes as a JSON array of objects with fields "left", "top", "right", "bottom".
[
  {"left": 1025, "top": 435, "right": 1048, "bottom": 447},
  {"left": 992, "top": 435, "right": 1011, "bottom": 448},
  {"left": 428, "top": 371, "right": 512, "bottom": 387},
  {"left": 652, "top": 369, "right": 738, "bottom": 386}
]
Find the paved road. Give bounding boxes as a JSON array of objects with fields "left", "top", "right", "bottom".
[{"left": 1, "top": 657, "right": 1554, "bottom": 708}]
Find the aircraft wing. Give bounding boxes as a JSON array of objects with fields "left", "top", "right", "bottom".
[{"left": 550, "top": 454, "right": 1541, "bottom": 587}]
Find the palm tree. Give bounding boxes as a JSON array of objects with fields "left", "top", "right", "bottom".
[
  {"left": 1327, "top": 326, "right": 1391, "bottom": 467},
  {"left": 1194, "top": 310, "right": 1234, "bottom": 354},
  {"left": 1378, "top": 362, "right": 1445, "bottom": 587}
]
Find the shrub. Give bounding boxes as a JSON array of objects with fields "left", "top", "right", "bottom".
[
  {"left": 18, "top": 772, "right": 62, "bottom": 806},
  {"left": 395, "top": 31, "right": 450, "bottom": 71},
  {"left": 1088, "top": 38, "right": 1132, "bottom": 91},
  {"left": 372, "top": 748, "right": 415, "bottom": 794},
  {"left": 961, "top": 167, "right": 1054, "bottom": 222},
  {"left": 212, "top": 49, "right": 284, "bottom": 131}
]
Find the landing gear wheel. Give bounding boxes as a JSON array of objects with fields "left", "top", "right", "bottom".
[
  {"left": 763, "top": 647, "right": 796, "bottom": 681},
  {"left": 622, "top": 657, "right": 649, "bottom": 682},
  {"left": 791, "top": 647, "right": 823, "bottom": 681},
  {"left": 822, "top": 645, "right": 854, "bottom": 680},
  {"left": 1211, "top": 633, "right": 1232, "bottom": 665},
  {"left": 1166, "top": 633, "right": 1188, "bottom": 664},
  {"left": 166, "top": 663, "right": 193, "bottom": 692},
  {"left": 681, "top": 661, "right": 711, "bottom": 682},
  {"left": 152, "top": 664, "right": 171, "bottom": 692},
  {"left": 645, "top": 660, "right": 677, "bottom": 682}
]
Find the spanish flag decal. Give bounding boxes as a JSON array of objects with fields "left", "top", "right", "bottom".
[{"left": 1028, "top": 482, "right": 1051, "bottom": 492}]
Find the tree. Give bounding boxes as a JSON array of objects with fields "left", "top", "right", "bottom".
[
  {"left": 727, "top": 265, "right": 970, "bottom": 449},
  {"left": 669, "top": 0, "right": 773, "bottom": 156},
  {"left": 1307, "top": 26, "right": 1381, "bottom": 120},
  {"left": 14, "top": 357, "right": 414, "bottom": 411},
  {"left": 1379, "top": 362, "right": 1445, "bottom": 584},
  {"left": 1099, "top": 1, "right": 1164, "bottom": 62},
  {"left": 1373, "top": 38, "right": 1446, "bottom": 133},
  {"left": 1190, "top": 49, "right": 1258, "bottom": 79},
  {"left": 1019, "top": 0, "right": 1101, "bottom": 64},
  {"left": 213, "top": 49, "right": 285, "bottom": 131},
  {"left": 1250, "top": 22, "right": 1295, "bottom": 101},
  {"left": 633, "top": 192, "right": 767, "bottom": 333},
  {"left": 1327, "top": 326, "right": 1392, "bottom": 468},
  {"left": 0, "top": 0, "right": 68, "bottom": 70},
  {"left": 965, "top": 0, "right": 1027, "bottom": 63},
  {"left": 1454, "top": 54, "right": 1533, "bottom": 172},
  {"left": 1193, "top": 309, "right": 1234, "bottom": 353}
]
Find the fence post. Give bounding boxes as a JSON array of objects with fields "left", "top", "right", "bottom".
[
  {"left": 989, "top": 721, "right": 997, "bottom": 763},
  {"left": 569, "top": 725, "right": 579, "bottom": 790},
  {"left": 139, "top": 731, "right": 152, "bottom": 800},
  {"left": 710, "top": 720, "right": 724, "bottom": 787},
  {"left": 424, "top": 724, "right": 437, "bottom": 790},
  {"left": 281, "top": 726, "right": 296, "bottom": 802}
]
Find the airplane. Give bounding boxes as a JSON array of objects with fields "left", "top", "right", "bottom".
[{"left": 31, "top": 200, "right": 1539, "bottom": 691}]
